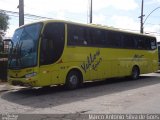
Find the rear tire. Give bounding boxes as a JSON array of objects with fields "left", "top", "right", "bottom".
[
  {"left": 65, "top": 71, "right": 80, "bottom": 90},
  {"left": 131, "top": 66, "right": 140, "bottom": 80}
]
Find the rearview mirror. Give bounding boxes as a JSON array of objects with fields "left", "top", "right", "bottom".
[{"left": 3, "top": 38, "right": 13, "bottom": 48}]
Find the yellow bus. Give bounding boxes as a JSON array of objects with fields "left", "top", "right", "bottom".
[{"left": 8, "top": 20, "right": 158, "bottom": 89}]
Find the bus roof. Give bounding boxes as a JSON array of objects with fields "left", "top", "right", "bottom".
[{"left": 19, "top": 19, "right": 156, "bottom": 38}]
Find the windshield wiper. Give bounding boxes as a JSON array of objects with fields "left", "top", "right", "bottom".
[
  {"left": 14, "top": 41, "right": 23, "bottom": 67},
  {"left": 17, "top": 41, "right": 23, "bottom": 66}
]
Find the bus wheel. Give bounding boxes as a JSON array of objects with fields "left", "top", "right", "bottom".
[
  {"left": 131, "top": 66, "right": 140, "bottom": 80},
  {"left": 65, "top": 71, "right": 80, "bottom": 90}
]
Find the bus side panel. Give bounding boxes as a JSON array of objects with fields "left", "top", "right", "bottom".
[
  {"left": 62, "top": 47, "right": 92, "bottom": 81},
  {"left": 61, "top": 47, "right": 155, "bottom": 83}
]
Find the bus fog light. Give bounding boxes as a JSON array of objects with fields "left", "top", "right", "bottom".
[{"left": 25, "top": 72, "right": 37, "bottom": 78}]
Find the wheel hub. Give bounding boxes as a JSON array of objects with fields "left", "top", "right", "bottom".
[{"left": 70, "top": 75, "right": 78, "bottom": 85}]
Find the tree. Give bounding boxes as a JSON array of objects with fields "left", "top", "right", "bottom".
[
  {"left": 0, "top": 11, "right": 9, "bottom": 32},
  {"left": 0, "top": 11, "right": 9, "bottom": 41}
]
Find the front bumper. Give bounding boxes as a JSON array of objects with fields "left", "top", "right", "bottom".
[{"left": 8, "top": 77, "right": 38, "bottom": 87}]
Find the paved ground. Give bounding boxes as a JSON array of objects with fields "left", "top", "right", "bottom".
[{"left": 0, "top": 72, "right": 160, "bottom": 119}]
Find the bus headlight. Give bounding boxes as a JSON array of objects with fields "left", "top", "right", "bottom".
[{"left": 25, "top": 72, "right": 37, "bottom": 78}]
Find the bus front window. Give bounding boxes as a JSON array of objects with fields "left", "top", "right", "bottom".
[{"left": 9, "top": 23, "right": 42, "bottom": 69}]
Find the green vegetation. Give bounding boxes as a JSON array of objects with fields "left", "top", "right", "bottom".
[{"left": 0, "top": 11, "right": 9, "bottom": 33}]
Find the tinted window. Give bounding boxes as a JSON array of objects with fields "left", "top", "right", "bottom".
[
  {"left": 150, "top": 38, "right": 157, "bottom": 50},
  {"left": 68, "top": 25, "right": 107, "bottom": 47},
  {"left": 67, "top": 24, "right": 157, "bottom": 50},
  {"left": 107, "top": 32, "right": 122, "bottom": 48},
  {"left": 89, "top": 28, "right": 105, "bottom": 46},
  {"left": 142, "top": 37, "right": 152, "bottom": 50},
  {"left": 40, "top": 23, "right": 65, "bottom": 65},
  {"left": 122, "top": 34, "right": 136, "bottom": 49},
  {"left": 68, "top": 24, "right": 88, "bottom": 46},
  {"left": 137, "top": 37, "right": 146, "bottom": 49}
]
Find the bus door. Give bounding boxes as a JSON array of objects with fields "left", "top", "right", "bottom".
[
  {"left": 39, "top": 37, "right": 53, "bottom": 86},
  {"left": 39, "top": 22, "right": 65, "bottom": 86},
  {"left": 39, "top": 65, "right": 52, "bottom": 86}
]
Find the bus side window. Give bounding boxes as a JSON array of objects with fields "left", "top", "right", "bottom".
[
  {"left": 68, "top": 24, "right": 89, "bottom": 46},
  {"left": 137, "top": 38, "right": 143, "bottom": 49},
  {"left": 89, "top": 28, "right": 104, "bottom": 46},
  {"left": 107, "top": 31, "right": 121, "bottom": 48},
  {"left": 144, "top": 37, "right": 151, "bottom": 50},
  {"left": 151, "top": 38, "right": 157, "bottom": 50}
]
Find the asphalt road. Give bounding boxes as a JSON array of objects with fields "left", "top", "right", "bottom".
[{"left": 0, "top": 72, "right": 160, "bottom": 119}]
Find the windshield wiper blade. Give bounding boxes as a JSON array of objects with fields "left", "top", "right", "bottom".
[
  {"left": 14, "top": 41, "right": 23, "bottom": 66},
  {"left": 18, "top": 41, "right": 23, "bottom": 65}
]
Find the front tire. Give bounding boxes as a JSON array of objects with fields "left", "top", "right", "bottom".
[{"left": 65, "top": 71, "right": 80, "bottom": 90}]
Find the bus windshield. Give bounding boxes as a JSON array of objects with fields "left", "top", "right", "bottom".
[{"left": 8, "top": 23, "right": 42, "bottom": 69}]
